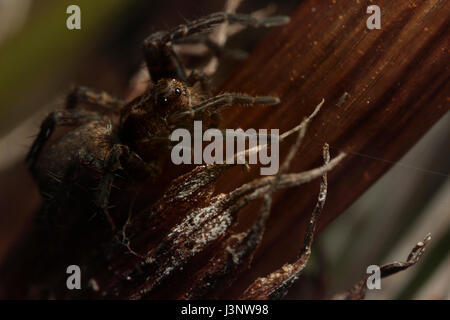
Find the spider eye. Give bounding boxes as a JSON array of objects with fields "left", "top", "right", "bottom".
[
  {"left": 175, "top": 88, "right": 181, "bottom": 96},
  {"left": 158, "top": 94, "right": 169, "bottom": 106}
]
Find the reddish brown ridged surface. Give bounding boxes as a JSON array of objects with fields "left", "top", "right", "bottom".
[{"left": 217, "top": 0, "right": 449, "bottom": 296}]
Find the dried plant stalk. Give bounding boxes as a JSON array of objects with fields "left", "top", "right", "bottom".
[
  {"left": 240, "top": 144, "right": 330, "bottom": 300},
  {"left": 333, "top": 234, "right": 432, "bottom": 300}
]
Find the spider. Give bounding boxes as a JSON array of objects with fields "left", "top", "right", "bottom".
[{"left": 26, "top": 12, "right": 289, "bottom": 230}]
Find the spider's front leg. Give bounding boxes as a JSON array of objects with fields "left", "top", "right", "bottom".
[
  {"left": 66, "top": 86, "right": 125, "bottom": 112},
  {"left": 171, "top": 92, "right": 280, "bottom": 121},
  {"left": 186, "top": 70, "right": 212, "bottom": 95},
  {"left": 96, "top": 144, "right": 160, "bottom": 231},
  {"left": 143, "top": 12, "right": 289, "bottom": 82}
]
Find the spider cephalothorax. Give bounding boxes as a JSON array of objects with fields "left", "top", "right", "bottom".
[{"left": 118, "top": 78, "right": 206, "bottom": 162}]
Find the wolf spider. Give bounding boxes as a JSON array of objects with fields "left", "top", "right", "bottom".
[{"left": 26, "top": 12, "right": 289, "bottom": 230}]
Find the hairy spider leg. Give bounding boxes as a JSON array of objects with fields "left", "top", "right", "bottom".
[
  {"left": 143, "top": 12, "right": 289, "bottom": 82},
  {"left": 171, "top": 92, "right": 280, "bottom": 120},
  {"left": 96, "top": 144, "right": 160, "bottom": 231},
  {"left": 66, "top": 86, "right": 125, "bottom": 111},
  {"left": 186, "top": 70, "right": 212, "bottom": 95}
]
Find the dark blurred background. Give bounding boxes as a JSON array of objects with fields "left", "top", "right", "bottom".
[{"left": 0, "top": 0, "right": 448, "bottom": 299}]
